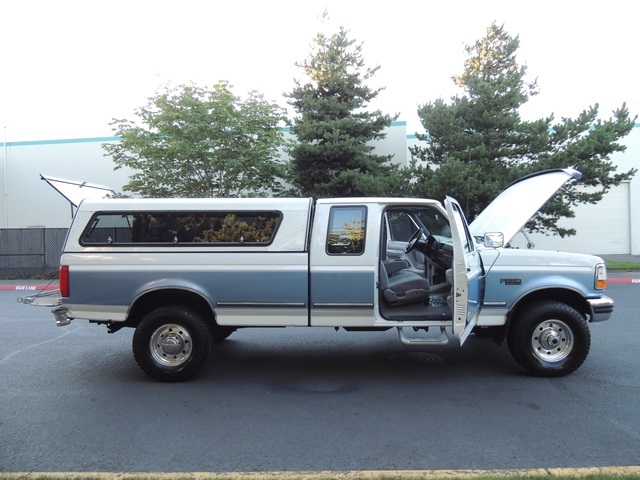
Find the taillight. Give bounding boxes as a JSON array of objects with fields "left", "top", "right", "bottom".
[
  {"left": 595, "top": 263, "right": 607, "bottom": 290},
  {"left": 60, "top": 265, "right": 70, "bottom": 297}
]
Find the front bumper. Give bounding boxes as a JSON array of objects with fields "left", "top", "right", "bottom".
[{"left": 587, "top": 295, "right": 614, "bottom": 322}]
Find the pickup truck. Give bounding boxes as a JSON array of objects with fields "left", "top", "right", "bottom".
[{"left": 22, "top": 168, "right": 613, "bottom": 381}]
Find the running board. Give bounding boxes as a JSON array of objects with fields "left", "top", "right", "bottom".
[{"left": 397, "top": 326, "right": 450, "bottom": 346}]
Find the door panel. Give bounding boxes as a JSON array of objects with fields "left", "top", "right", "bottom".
[
  {"left": 445, "top": 197, "right": 484, "bottom": 345},
  {"left": 310, "top": 204, "right": 377, "bottom": 327}
]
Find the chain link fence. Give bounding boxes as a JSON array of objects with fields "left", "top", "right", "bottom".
[{"left": 0, "top": 228, "right": 67, "bottom": 279}]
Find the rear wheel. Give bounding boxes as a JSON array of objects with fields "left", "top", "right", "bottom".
[
  {"left": 133, "top": 306, "right": 211, "bottom": 382},
  {"left": 507, "top": 301, "right": 590, "bottom": 377}
]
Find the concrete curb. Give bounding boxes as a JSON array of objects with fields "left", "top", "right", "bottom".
[{"left": 2, "top": 467, "right": 640, "bottom": 479}]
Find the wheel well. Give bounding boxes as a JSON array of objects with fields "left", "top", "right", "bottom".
[
  {"left": 509, "top": 288, "right": 589, "bottom": 323},
  {"left": 491, "top": 288, "right": 590, "bottom": 345},
  {"left": 126, "top": 289, "right": 216, "bottom": 328}
]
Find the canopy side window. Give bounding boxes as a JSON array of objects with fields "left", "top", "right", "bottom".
[{"left": 81, "top": 211, "right": 282, "bottom": 246}]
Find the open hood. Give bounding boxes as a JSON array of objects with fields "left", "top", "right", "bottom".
[
  {"left": 41, "top": 174, "right": 116, "bottom": 207},
  {"left": 469, "top": 167, "right": 581, "bottom": 244}
]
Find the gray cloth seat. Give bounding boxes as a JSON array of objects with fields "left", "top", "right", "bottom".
[{"left": 380, "top": 260, "right": 430, "bottom": 306}]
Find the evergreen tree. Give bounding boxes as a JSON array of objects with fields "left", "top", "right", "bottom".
[
  {"left": 286, "top": 23, "right": 405, "bottom": 198},
  {"left": 410, "top": 23, "right": 636, "bottom": 236}
]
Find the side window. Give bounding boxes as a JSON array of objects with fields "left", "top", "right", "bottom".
[
  {"left": 326, "top": 206, "right": 366, "bottom": 255},
  {"left": 82, "top": 211, "right": 281, "bottom": 246},
  {"left": 82, "top": 214, "right": 134, "bottom": 244},
  {"left": 450, "top": 202, "right": 474, "bottom": 254},
  {"left": 416, "top": 208, "right": 452, "bottom": 238},
  {"left": 386, "top": 211, "right": 416, "bottom": 242}
]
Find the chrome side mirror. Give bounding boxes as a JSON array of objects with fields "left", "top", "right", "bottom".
[{"left": 483, "top": 232, "right": 504, "bottom": 248}]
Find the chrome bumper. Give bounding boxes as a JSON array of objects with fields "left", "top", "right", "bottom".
[{"left": 587, "top": 295, "right": 614, "bottom": 322}]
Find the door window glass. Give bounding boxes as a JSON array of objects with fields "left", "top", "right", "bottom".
[
  {"left": 450, "top": 202, "right": 475, "bottom": 254},
  {"left": 327, "top": 206, "right": 366, "bottom": 255},
  {"left": 386, "top": 211, "right": 416, "bottom": 242}
]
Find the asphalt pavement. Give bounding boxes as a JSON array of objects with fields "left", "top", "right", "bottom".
[{"left": 2, "top": 283, "right": 640, "bottom": 473}]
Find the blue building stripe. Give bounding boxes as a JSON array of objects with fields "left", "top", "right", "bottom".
[
  {"left": 1, "top": 122, "right": 637, "bottom": 146},
  {"left": 0, "top": 136, "right": 121, "bottom": 147}
]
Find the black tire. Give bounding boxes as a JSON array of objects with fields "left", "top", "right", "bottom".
[
  {"left": 132, "top": 306, "right": 211, "bottom": 382},
  {"left": 507, "top": 301, "right": 590, "bottom": 377}
]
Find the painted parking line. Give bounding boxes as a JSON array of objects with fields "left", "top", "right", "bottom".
[
  {"left": 0, "top": 284, "right": 59, "bottom": 291},
  {"left": 608, "top": 277, "right": 640, "bottom": 284}
]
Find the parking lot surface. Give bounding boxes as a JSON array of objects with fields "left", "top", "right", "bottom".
[{"left": 1, "top": 283, "right": 639, "bottom": 472}]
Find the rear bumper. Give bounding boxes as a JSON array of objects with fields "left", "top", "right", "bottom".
[{"left": 587, "top": 295, "right": 614, "bottom": 322}]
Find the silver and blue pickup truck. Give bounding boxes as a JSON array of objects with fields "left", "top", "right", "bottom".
[{"left": 22, "top": 168, "right": 613, "bottom": 381}]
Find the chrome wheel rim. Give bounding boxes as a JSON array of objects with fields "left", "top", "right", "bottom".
[
  {"left": 531, "top": 319, "right": 573, "bottom": 362},
  {"left": 150, "top": 324, "right": 193, "bottom": 367}
]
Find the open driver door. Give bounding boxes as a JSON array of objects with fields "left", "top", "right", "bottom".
[{"left": 445, "top": 196, "right": 484, "bottom": 345}]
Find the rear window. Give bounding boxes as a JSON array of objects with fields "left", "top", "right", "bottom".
[{"left": 81, "top": 211, "right": 282, "bottom": 246}]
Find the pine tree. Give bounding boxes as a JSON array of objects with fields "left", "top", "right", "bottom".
[
  {"left": 286, "top": 24, "right": 405, "bottom": 198},
  {"left": 410, "top": 23, "right": 636, "bottom": 236}
]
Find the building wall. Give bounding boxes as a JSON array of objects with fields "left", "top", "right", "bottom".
[
  {"left": 1, "top": 121, "right": 638, "bottom": 254},
  {"left": 0, "top": 137, "right": 132, "bottom": 228},
  {"left": 507, "top": 126, "right": 640, "bottom": 256}
]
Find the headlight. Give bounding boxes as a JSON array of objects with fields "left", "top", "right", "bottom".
[{"left": 595, "top": 263, "right": 607, "bottom": 290}]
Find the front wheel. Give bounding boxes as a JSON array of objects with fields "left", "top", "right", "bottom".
[
  {"left": 507, "top": 301, "right": 590, "bottom": 377},
  {"left": 133, "top": 306, "right": 211, "bottom": 382}
]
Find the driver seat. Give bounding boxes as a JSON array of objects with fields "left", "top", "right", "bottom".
[{"left": 380, "top": 260, "right": 430, "bottom": 306}]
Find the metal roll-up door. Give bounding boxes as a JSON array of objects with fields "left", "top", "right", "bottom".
[{"left": 520, "top": 182, "right": 630, "bottom": 254}]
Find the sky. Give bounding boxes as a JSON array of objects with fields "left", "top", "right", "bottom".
[{"left": 1, "top": 0, "right": 638, "bottom": 142}]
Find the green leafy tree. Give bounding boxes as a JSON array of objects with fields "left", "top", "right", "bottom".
[
  {"left": 410, "top": 23, "right": 636, "bottom": 236},
  {"left": 104, "top": 81, "right": 289, "bottom": 198},
  {"left": 286, "top": 21, "right": 406, "bottom": 198}
]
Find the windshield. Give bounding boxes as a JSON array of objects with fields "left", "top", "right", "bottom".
[{"left": 415, "top": 208, "right": 451, "bottom": 238}]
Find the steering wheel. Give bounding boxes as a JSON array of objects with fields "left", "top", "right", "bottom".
[
  {"left": 425, "top": 234, "right": 450, "bottom": 269},
  {"left": 405, "top": 229, "right": 422, "bottom": 253},
  {"left": 425, "top": 234, "right": 438, "bottom": 257}
]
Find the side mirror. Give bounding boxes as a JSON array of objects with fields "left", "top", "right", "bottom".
[{"left": 483, "top": 232, "right": 504, "bottom": 248}]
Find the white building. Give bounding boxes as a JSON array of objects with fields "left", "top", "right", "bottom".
[{"left": 1, "top": 121, "right": 638, "bottom": 254}]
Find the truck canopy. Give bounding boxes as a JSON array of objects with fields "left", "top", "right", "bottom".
[{"left": 40, "top": 174, "right": 117, "bottom": 207}]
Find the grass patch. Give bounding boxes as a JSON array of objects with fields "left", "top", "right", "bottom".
[{"left": 605, "top": 260, "right": 640, "bottom": 271}]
